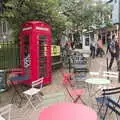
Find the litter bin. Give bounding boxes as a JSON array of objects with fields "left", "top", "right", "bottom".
[{"left": 0, "top": 70, "right": 8, "bottom": 93}]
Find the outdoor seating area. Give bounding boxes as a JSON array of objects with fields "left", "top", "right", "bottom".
[
  {"left": 0, "top": 52, "right": 120, "bottom": 120},
  {"left": 1, "top": 0, "right": 120, "bottom": 120}
]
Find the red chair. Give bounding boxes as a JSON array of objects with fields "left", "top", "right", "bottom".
[
  {"left": 64, "top": 85, "right": 86, "bottom": 104},
  {"left": 60, "top": 68, "right": 75, "bottom": 87},
  {"left": 61, "top": 69, "right": 86, "bottom": 104}
]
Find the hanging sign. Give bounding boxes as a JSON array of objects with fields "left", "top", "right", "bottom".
[
  {"left": 44, "top": 45, "right": 60, "bottom": 56},
  {"left": 51, "top": 45, "right": 60, "bottom": 56}
]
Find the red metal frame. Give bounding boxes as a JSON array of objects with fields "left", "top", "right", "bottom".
[{"left": 19, "top": 21, "right": 52, "bottom": 85}]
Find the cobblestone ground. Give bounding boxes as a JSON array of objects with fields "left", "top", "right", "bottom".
[{"left": 0, "top": 52, "right": 119, "bottom": 120}]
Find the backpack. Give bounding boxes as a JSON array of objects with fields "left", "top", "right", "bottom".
[{"left": 109, "top": 40, "right": 118, "bottom": 54}]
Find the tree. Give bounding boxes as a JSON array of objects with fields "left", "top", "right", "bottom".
[
  {"left": 1, "top": 0, "right": 67, "bottom": 43},
  {"left": 1, "top": 0, "right": 112, "bottom": 43},
  {"left": 59, "top": 0, "right": 112, "bottom": 31}
]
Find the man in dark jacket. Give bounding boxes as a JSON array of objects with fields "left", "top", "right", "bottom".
[
  {"left": 106, "top": 35, "right": 111, "bottom": 54},
  {"left": 108, "top": 35, "right": 119, "bottom": 70}
]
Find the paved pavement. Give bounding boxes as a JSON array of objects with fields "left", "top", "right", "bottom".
[{"left": 0, "top": 52, "right": 119, "bottom": 120}]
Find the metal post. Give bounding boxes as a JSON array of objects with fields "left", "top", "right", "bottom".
[
  {"left": 106, "top": 56, "right": 108, "bottom": 71},
  {"left": 68, "top": 55, "right": 71, "bottom": 73}
]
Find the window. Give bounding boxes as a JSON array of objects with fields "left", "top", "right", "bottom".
[
  {"left": 0, "top": 21, "right": 8, "bottom": 34},
  {"left": 23, "top": 35, "right": 29, "bottom": 57},
  {"left": 85, "top": 38, "right": 89, "bottom": 46}
]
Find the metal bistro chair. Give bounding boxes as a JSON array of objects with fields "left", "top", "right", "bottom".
[
  {"left": 60, "top": 68, "right": 75, "bottom": 87},
  {"left": 23, "top": 77, "right": 44, "bottom": 111},
  {"left": 9, "top": 73, "right": 29, "bottom": 107},
  {"left": 72, "top": 57, "right": 89, "bottom": 73},
  {"left": 103, "top": 71, "right": 118, "bottom": 83},
  {"left": 62, "top": 71, "right": 86, "bottom": 104},
  {"left": 71, "top": 55, "right": 89, "bottom": 88},
  {"left": 0, "top": 104, "right": 12, "bottom": 120},
  {"left": 96, "top": 87, "right": 120, "bottom": 120}
]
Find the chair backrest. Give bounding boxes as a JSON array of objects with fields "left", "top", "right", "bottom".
[
  {"left": 102, "top": 87, "right": 120, "bottom": 116},
  {"left": 102, "top": 87, "right": 120, "bottom": 96},
  {"left": 107, "top": 97, "right": 120, "bottom": 116},
  {"left": 0, "top": 104, "right": 12, "bottom": 120},
  {"left": 32, "top": 77, "right": 44, "bottom": 88},
  {"left": 103, "top": 71, "right": 118, "bottom": 79},
  {"left": 60, "top": 67, "right": 74, "bottom": 87},
  {"left": 63, "top": 73, "right": 75, "bottom": 88},
  {"left": 89, "top": 72, "right": 100, "bottom": 76}
]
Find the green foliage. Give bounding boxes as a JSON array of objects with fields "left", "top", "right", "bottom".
[
  {"left": 0, "top": 44, "right": 20, "bottom": 69},
  {"left": 59, "top": 0, "right": 112, "bottom": 31},
  {"left": 1, "top": 0, "right": 112, "bottom": 42},
  {"left": 2, "top": 0, "right": 66, "bottom": 42}
]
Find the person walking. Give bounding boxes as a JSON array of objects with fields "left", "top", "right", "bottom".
[
  {"left": 108, "top": 35, "right": 119, "bottom": 70},
  {"left": 90, "top": 41, "right": 96, "bottom": 59},
  {"left": 96, "top": 36, "right": 104, "bottom": 57},
  {"left": 106, "top": 35, "right": 111, "bottom": 54}
]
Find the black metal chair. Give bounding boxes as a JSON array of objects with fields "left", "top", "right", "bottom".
[
  {"left": 96, "top": 87, "right": 120, "bottom": 120},
  {"left": 9, "top": 75, "right": 29, "bottom": 107}
]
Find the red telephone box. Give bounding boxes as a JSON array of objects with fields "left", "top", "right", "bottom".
[{"left": 19, "top": 21, "right": 52, "bottom": 85}]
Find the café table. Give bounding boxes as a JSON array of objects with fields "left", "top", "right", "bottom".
[
  {"left": 85, "top": 77, "right": 111, "bottom": 97},
  {"left": 39, "top": 102, "right": 98, "bottom": 120}
]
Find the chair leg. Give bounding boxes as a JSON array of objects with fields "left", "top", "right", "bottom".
[
  {"left": 10, "top": 81, "right": 24, "bottom": 107},
  {"left": 8, "top": 106, "right": 11, "bottom": 120},
  {"left": 96, "top": 102, "right": 101, "bottom": 118},
  {"left": 87, "top": 83, "right": 92, "bottom": 97},
  {"left": 73, "top": 96, "right": 86, "bottom": 105},
  {"left": 98, "top": 102, "right": 104, "bottom": 115},
  {"left": 37, "top": 94, "right": 42, "bottom": 102},
  {"left": 36, "top": 94, "right": 43, "bottom": 109},
  {"left": 24, "top": 95, "right": 36, "bottom": 110},
  {"left": 11, "top": 90, "right": 16, "bottom": 104},
  {"left": 73, "top": 96, "right": 81, "bottom": 103},
  {"left": 116, "top": 114, "right": 119, "bottom": 120},
  {"left": 25, "top": 95, "right": 40, "bottom": 111},
  {"left": 109, "top": 97, "right": 120, "bottom": 115},
  {"left": 103, "top": 106, "right": 109, "bottom": 120},
  {"left": 79, "top": 97, "right": 86, "bottom": 105}
]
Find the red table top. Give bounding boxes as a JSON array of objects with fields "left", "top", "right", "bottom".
[{"left": 39, "top": 103, "right": 98, "bottom": 120}]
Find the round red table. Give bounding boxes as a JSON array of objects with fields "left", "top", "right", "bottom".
[{"left": 39, "top": 103, "right": 98, "bottom": 120}]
